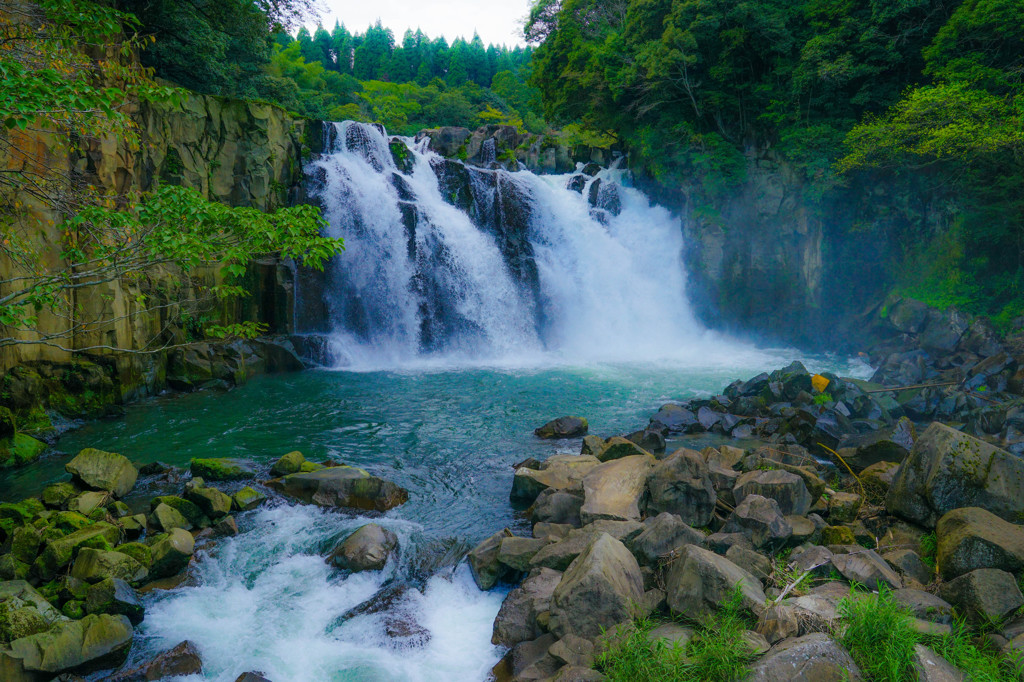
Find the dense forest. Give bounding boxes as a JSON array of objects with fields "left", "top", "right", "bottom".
[
  {"left": 115, "top": 0, "right": 546, "bottom": 134},
  {"left": 525, "top": 0, "right": 1024, "bottom": 327}
]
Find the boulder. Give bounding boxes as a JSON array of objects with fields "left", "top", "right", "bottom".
[
  {"left": 150, "top": 503, "right": 192, "bottom": 532},
  {"left": 531, "top": 521, "right": 644, "bottom": 572},
  {"left": 939, "top": 568, "right": 1024, "bottom": 624},
  {"left": 549, "top": 634, "right": 595, "bottom": 668},
  {"left": 492, "top": 567, "right": 561, "bottom": 647},
  {"left": 84, "top": 578, "right": 144, "bottom": 624},
  {"left": 830, "top": 550, "right": 902, "bottom": 590},
  {"left": 511, "top": 455, "right": 600, "bottom": 504},
  {"left": 535, "top": 417, "right": 588, "bottom": 439},
  {"left": 498, "top": 537, "right": 550, "bottom": 573},
  {"left": 726, "top": 546, "right": 773, "bottom": 581},
  {"left": 892, "top": 589, "right": 954, "bottom": 624},
  {"left": 33, "top": 522, "right": 120, "bottom": 581},
  {"left": 827, "top": 492, "right": 862, "bottom": 524},
  {"left": 596, "top": 437, "right": 651, "bottom": 463},
  {"left": 1, "top": 614, "right": 132, "bottom": 677},
  {"left": 550, "top": 534, "right": 644, "bottom": 639},
  {"left": 233, "top": 486, "right": 267, "bottom": 511},
  {"left": 882, "top": 550, "right": 933, "bottom": 586},
  {"left": 271, "top": 466, "right": 408, "bottom": 511},
  {"left": 529, "top": 489, "right": 584, "bottom": 527},
  {"left": 886, "top": 422, "right": 1024, "bottom": 527},
  {"left": 664, "top": 544, "right": 767, "bottom": 621},
  {"left": 41, "top": 482, "right": 80, "bottom": 509},
  {"left": 734, "top": 469, "right": 811, "bottom": 516},
  {"left": 327, "top": 523, "right": 398, "bottom": 572},
  {"left": 722, "top": 495, "right": 792, "bottom": 551},
  {"left": 836, "top": 418, "right": 916, "bottom": 472},
  {"left": 270, "top": 451, "right": 306, "bottom": 477},
  {"left": 580, "top": 455, "right": 655, "bottom": 525},
  {"left": 184, "top": 486, "right": 233, "bottom": 519},
  {"left": 189, "top": 458, "right": 255, "bottom": 481},
  {"left": 107, "top": 640, "right": 202, "bottom": 681},
  {"left": 747, "top": 633, "right": 863, "bottom": 681},
  {"left": 234, "top": 674, "right": 272, "bottom": 682},
  {"left": 912, "top": 644, "right": 965, "bottom": 682},
  {"left": 757, "top": 604, "right": 800, "bottom": 644},
  {"left": 468, "top": 530, "right": 512, "bottom": 590},
  {"left": 71, "top": 549, "right": 147, "bottom": 584},
  {"left": 935, "top": 507, "right": 1024, "bottom": 580},
  {"left": 65, "top": 449, "right": 137, "bottom": 498},
  {"left": 645, "top": 449, "right": 716, "bottom": 527},
  {"left": 627, "top": 512, "right": 706, "bottom": 566},
  {"left": 148, "top": 528, "right": 195, "bottom": 580}
]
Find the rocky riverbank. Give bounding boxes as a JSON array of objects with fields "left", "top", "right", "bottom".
[{"left": 471, "top": 354, "right": 1024, "bottom": 681}]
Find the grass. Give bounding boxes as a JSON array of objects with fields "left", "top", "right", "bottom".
[
  {"left": 838, "top": 586, "right": 1016, "bottom": 682},
  {"left": 596, "top": 589, "right": 756, "bottom": 681},
  {"left": 919, "top": 532, "right": 937, "bottom": 569}
]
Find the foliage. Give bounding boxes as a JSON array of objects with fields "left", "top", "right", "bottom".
[
  {"left": 0, "top": 0, "right": 342, "bottom": 352},
  {"left": 813, "top": 392, "right": 833, "bottom": 405},
  {"left": 838, "top": 587, "right": 919, "bottom": 681},
  {"left": 597, "top": 588, "right": 756, "bottom": 681}
]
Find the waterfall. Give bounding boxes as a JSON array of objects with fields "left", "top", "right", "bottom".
[{"left": 304, "top": 122, "right": 710, "bottom": 368}]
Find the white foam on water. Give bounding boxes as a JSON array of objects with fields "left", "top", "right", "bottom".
[{"left": 136, "top": 504, "right": 506, "bottom": 682}]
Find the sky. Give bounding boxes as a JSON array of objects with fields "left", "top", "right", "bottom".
[{"left": 316, "top": 0, "right": 533, "bottom": 47}]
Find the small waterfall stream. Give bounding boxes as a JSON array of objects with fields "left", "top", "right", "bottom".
[{"left": 304, "top": 122, "right": 712, "bottom": 368}]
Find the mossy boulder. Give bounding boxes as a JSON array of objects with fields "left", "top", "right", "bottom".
[
  {"left": 46, "top": 511, "right": 92, "bottom": 535},
  {"left": 0, "top": 499, "right": 45, "bottom": 526},
  {"left": 113, "top": 542, "right": 152, "bottom": 568},
  {"left": 0, "top": 433, "right": 48, "bottom": 468},
  {"left": 61, "top": 600, "right": 85, "bottom": 619},
  {"left": 65, "top": 448, "right": 138, "bottom": 498},
  {"left": 41, "top": 482, "right": 80, "bottom": 509},
  {"left": 820, "top": 525, "right": 856, "bottom": 546},
  {"left": 149, "top": 503, "right": 193, "bottom": 533},
  {"left": 10, "top": 527, "right": 41, "bottom": 565},
  {"left": 148, "top": 528, "right": 195, "bottom": 580},
  {"left": 33, "top": 522, "right": 120, "bottom": 581},
  {"left": 70, "top": 548, "right": 148, "bottom": 585},
  {"left": 270, "top": 466, "right": 409, "bottom": 512},
  {"left": 232, "top": 486, "right": 266, "bottom": 511},
  {"left": 150, "top": 496, "right": 208, "bottom": 528},
  {"left": 1, "top": 613, "right": 133, "bottom": 676},
  {"left": 189, "top": 457, "right": 255, "bottom": 481},
  {"left": 183, "top": 485, "right": 233, "bottom": 519},
  {"left": 67, "top": 491, "right": 111, "bottom": 517},
  {"left": 85, "top": 578, "right": 144, "bottom": 625},
  {"left": 270, "top": 450, "right": 306, "bottom": 476},
  {"left": 0, "top": 603, "right": 51, "bottom": 643}
]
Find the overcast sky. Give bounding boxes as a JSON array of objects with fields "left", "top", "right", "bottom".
[{"left": 315, "top": 0, "right": 533, "bottom": 47}]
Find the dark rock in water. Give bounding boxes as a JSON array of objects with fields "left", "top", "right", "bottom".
[
  {"left": 586, "top": 178, "right": 621, "bottom": 216},
  {"left": 408, "top": 537, "right": 472, "bottom": 581},
  {"left": 468, "top": 529, "right": 514, "bottom": 590},
  {"left": 137, "top": 462, "right": 172, "bottom": 476},
  {"left": 649, "top": 403, "right": 701, "bottom": 434},
  {"left": 886, "top": 422, "right": 1024, "bottom": 528},
  {"left": 565, "top": 174, "right": 587, "bottom": 193},
  {"left": 535, "top": 416, "right": 588, "bottom": 439},
  {"left": 189, "top": 458, "right": 255, "bottom": 482},
  {"left": 271, "top": 466, "right": 409, "bottom": 512},
  {"left": 108, "top": 640, "right": 202, "bottom": 681},
  {"left": 148, "top": 528, "right": 195, "bottom": 580},
  {"left": 85, "top": 578, "right": 144, "bottom": 624},
  {"left": 327, "top": 523, "right": 398, "bottom": 572},
  {"left": 581, "top": 163, "right": 602, "bottom": 177},
  {"left": 235, "top": 674, "right": 273, "bottom": 682},
  {"left": 0, "top": 613, "right": 134, "bottom": 678},
  {"left": 626, "top": 428, "right": 666, "bottom": 454},
  {"left": 529, "top": 489, "right": 584, "bottom": 527}
]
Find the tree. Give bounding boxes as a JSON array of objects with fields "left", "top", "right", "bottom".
[{"left": 0, "top": 0, "right": 343, "bottom": 352}]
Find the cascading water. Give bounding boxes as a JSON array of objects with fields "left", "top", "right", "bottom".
[{"left": 305, "top": 121, "right": 726, "bottom": 368}]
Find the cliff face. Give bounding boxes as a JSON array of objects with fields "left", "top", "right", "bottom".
[{"left": 0, "top": 93, "right": 312, "bottom": 403}]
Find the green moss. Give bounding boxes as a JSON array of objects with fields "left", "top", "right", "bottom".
[
  {"left": 61, "top": 600, "right": 86, "bottom": 619},
  {"left": 114, "top": 542, "right": 153, "bottom": 568},
  {"left": 0, "top": 602, "right": 51, "bottom": 643},
  {"left": 190, "top": 457, "right": 254, "bottom": 481}
]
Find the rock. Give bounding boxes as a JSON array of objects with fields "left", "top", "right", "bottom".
[
  {"left": 511, "top": 455, "right": 600, "bottom": 504},
  {"left": 67, "top": 491, "right": 110, "bottom": 517},
  {"left": 886, "top": 422, "right": 1024, "bottom": 527},
  {"left": 108, "top": 640, "right": 202, "bottom": 681},
  {"left": 550, "top": 534, "right": 644, "bottom": 640},
  {"left": 861, "top": 461, "right": 900, "bottom": 496},
  {"left": 549, "top": 634, "right": 595, "bottom": 668},
  {"left": 148, "top": 528, "right": 195, "bottom": 580},
  {"left": 233, "top": 486, "right": 266, "bottom": 511},
  {"left": 189, "top": 458, "right": 255, "bottom": 481},
  {"left": 580, "top": 455, "right": 655, "bottom": 525},
  {"left": 665, "top": 544, "right": 767, "bottom": 621},
  {"left": 892, "top": 588, "right": 954, "bottom": 624},
  {"left": 649, "top": 403, "right": 700, "bottom": 433},
  {"left": 271, "top": 466, "right": 408, "bottom": 511},
  {"left": 270, "top": 451, "right": 306, "bottom": 477},
  {"left": 468, "top": 530, "right": 512, "bottom": 590},
  {"left": 234, "top": 674, "right": 272, "bottom": 682},
  {"left": 747, "top": 633, "right": 863, "bottom": 681},
  {"left": 836, "top": 418, "right": 916, "bottom": 472},
  {"left": 41, "top": 482, "right": 80, "bottom": 509},
  {"left": 935, "top": 506, "right": 1024, "bottom": 580},
  {"left": 492, "top": 568, "right": 562, "bottom": 647},
  {"left": 529, "top": 489, "right": 584, "bottom": 527},
  {"left": 579, "top": 436, "right": 606, "bottom": 457},
  {"left": 530, "top": 521, "right": 643, "bottom": 572},
  {"left": 734, "top": 470, "right": 812, "bottom": 516},
  {"left": 65, "top": 449, "right": 138, "bottom": 498},
  {"left": 1, "top": 614, "right": 133, "bottom": 677},
  {"left": 726, "top": 546, "right": 773, "bottom": 581},
  {"left": 627, "top": 512, "right": 706, "bottom": 566},
  {"left": 551, "top": 666, "right": 604, "bottom": 682},
  {"left": 882, "top": 550, "right": 933, "bottom": 586},
  {"left": 327, "top": 523, "right": 398, "bottom": 572},
  {"left": 535, "top": 417, "right": 588, "bottom": 439},
  {"left": 939, "top": 568, "right": 1024, "bottom": 624},
  {"left": 645, "top": 449, "right": 716, "bottom": 527},
  {"left": 820, "top": 525, "right": 856, "bottom": 546},
  {"left": 830, "top": 550, "right": 902, "bottom": 590},
  {"left": 722, "top": 495, "right": 793, "bottom": 551},
  {"left": 151, "top": 495, "right": 208, "bottom": 528},
  {"left": 150, "top": 502, "right": 192, "bottom": 532},
  {"left": 184, "top": 485, "right": 233, "bottom": 519},
  {"left": 84, "top": 578, "right": 144, "bottom": 625},
  {"left": 646, "top": 622, "right": 694, "bottom": 649},
  {"left": 212, "top": 516, "right": 238, "bottom": 537},
  {"left": 827, "top": 492, "right": 862, "bottom": 524},
  {"left": 71, "top": 548, "right": 147, "bottom": 584},
  {"left": 596, "top": 436, "right": 652, "bottom": 463},
  {"left": 501, "top": 633, "right": 560, "bottom": 680},
  {"left": 33, "top": 522, "right": 120, "bottom": 581},
  {"left": 498, "top": 537, "right": 549, "bottom": 573},
  {"left": 758, "top": 604, "right": 800, "bottom": 644},
  {"left": 912, "top": 644, "right": 965, "bottom": 682}
]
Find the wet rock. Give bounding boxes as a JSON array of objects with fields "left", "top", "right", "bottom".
[
  {"left": 511, "top": 455, "right": 600, "bottom": 504},
  {"left": 596, "top": 436, "right": 652, "bottom": 463},
  {"left": 108, "top": 640, "right": 203, "bottom": 681},
  {"left": 271, "top": 466, "right": 408, "bottom": 512},
  {"left": 935, "top": 507, "right": 1024, "bottom": 580},
  {"left": 212, "top": 515, "right": 238, "bottom": 538},
  {"left": 150, "top": 502, "right": 193, "bottom": 532},
  {"left": 529, "top": 489, "right": 583, "bottom": 527},
  {"left": 747, "top": 633, "right": 863, "bottom": 681},
  {"left": 65, "top": 449, "right": 137, "bottom": 498},
  {"left": 468, "top": 529, "right": 513, "bottom": 590},
  {"left": 328, "top": 523, "right": 398, "bottom": 572},
  {"left": 626, "top": 429, "right": 666, "bottom": 454},
  {"left": 232, "top": 486, "right": 266, "bottom": 511},
  {"left": 580, "top": 454, "right": 655, "bottom": 525},
  {"left": 84, "top": 578, "right": 144, "bottom": 624},
  {"left": 734, "top": 470, "right": 811, "bottom": 516},
  {"left": 627, "top": 512, "right": 706, "bottom": 566},
  {"left": 886, "top": 422, "right": 1024, "bottom": 528},
  {"left": 148, "top": 528, "right": 195, "bottom": 580},
  {"left": 235, "top": 674, "right": 272, "bottom": 682},
  {"left": 1, "top": 614, "right": 133, "bottom": 677},
  {"left": 184, "top": 485, "right": 233, "bottom": 519},
  {"left": 71, "top": 548, "right": 147, "bottom": 584},
  {"left": 535, "top": 416, "right": 588, "bottom": 439},
  {"left": 665, "top": 544, "right": 767, "bottom": 620},
  {"left": 723, "top": 495, "right": 792, "bottom": 551},
  {"left": 189, "top": 458, "right": 255, "bottom": 481},
  {"left": 498, "top": 536, "right": 550, "bottom": 573},
  {"left": 33, "top": 522, "right": 120, "bottom": 581},
  {"left": 940, "top": 568, "right": 1024, "bottom": 624},
  {"left": 270, "top": 451, "right": 306, "bottom": 476},
  {"left": 550, "top": 533, "right": 644, "bottom": 640},
  {"left": 492, "top": 568, "right": 562, "bottom": 647},
  {"left": 531, "top": 521, "right": 644, "bottom": 572},
  {"left": 649, "top": 404, "right": 700, "bottom": 433},
  {"left": 836, "top": 418, "right": 916, "bottom": 472},
  {"left": 830, "top": 549, "right": 902, "bottom": 590},
  {"left": 645, "top": 449, "right": 716, "bottom": 527}
]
